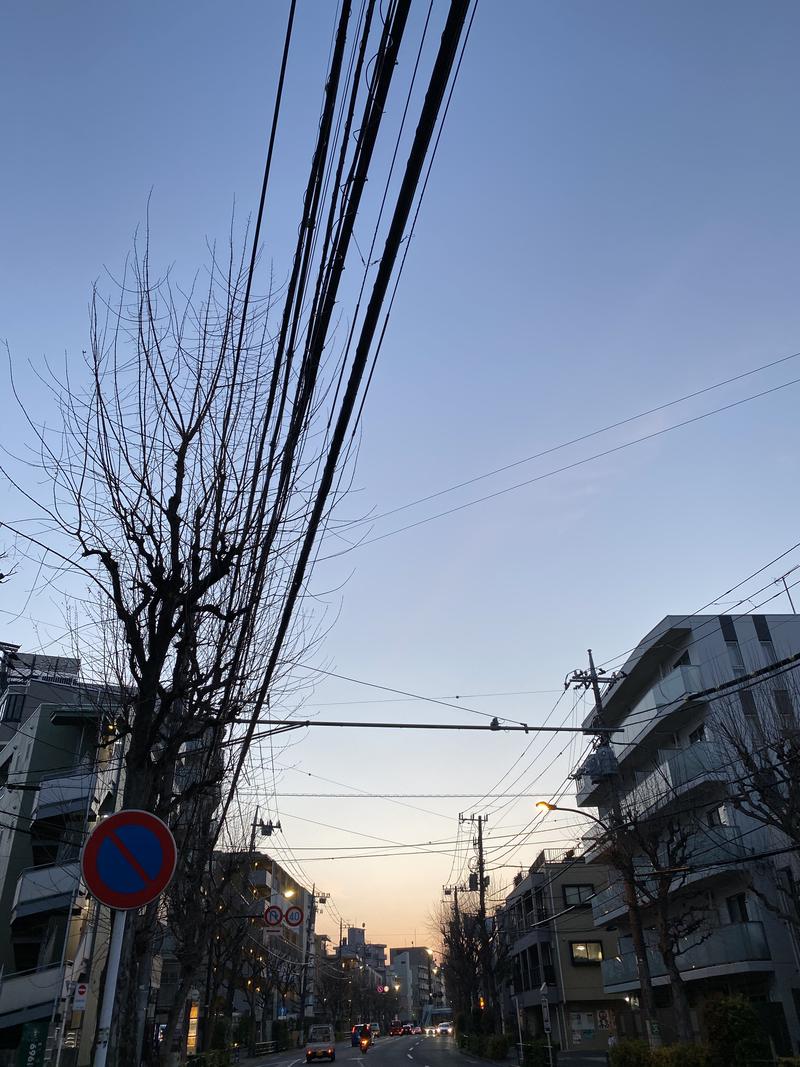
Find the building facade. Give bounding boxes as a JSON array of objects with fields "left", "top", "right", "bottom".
[
  {"left": 575, "top": 613, "right": 800, "bottom": 1053},
  {"left": 389, "top": 947, "right": 444, "bottom": 1022},
  {"left": 0, "top": 646, "right": 122, "bottom": 1066},
  {"left": 498, "top": 850, "right": 623, "bottom": 1054}
]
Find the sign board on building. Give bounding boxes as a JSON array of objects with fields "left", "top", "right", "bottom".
[{"left": 16, "top": 1020, "right": 48, "bottom": 1067}]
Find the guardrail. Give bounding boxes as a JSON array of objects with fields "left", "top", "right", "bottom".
[{"left": 253, "top": 1041, "right": 278, "bottom": 1055}]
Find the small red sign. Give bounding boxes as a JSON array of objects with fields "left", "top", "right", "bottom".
[{"left": 81, "top": 810, "right": 177, "bottom": 910}]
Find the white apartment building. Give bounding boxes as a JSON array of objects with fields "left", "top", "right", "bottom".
[{"left": 576, "top": 613, "right": 800, "bottom": 1055}]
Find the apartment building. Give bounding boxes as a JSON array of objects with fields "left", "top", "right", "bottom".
[
  {"left": 0, "top": 646, "right": 121, "bottom": 1065},
  {"left": 154, "top": 850, "right": 315, "bottom": 1053},
  {"left": 389, "top": 947, "right": 444, "bottom": 1022},
  {"left": 575, "top": 613, "right": 800, "bottom": 1053},
  {"left": 498, "top": 850, "right": 623, "bottom": 1054}
]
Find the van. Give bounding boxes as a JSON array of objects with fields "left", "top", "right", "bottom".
[{"left": 306, "top": 1024, "right": 336, "bottom": 1062}]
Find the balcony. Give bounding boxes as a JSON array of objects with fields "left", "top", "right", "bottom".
[
  {"left": 0, "top": 964, "right": 64, "bottom": 1027},
  {"left": 11, "top": 862, "right": 80, "bottom": 922},
  {"left": 31, "top": 772, "right": 94, "bottom": 822},
  {"left": 624, "top": 742, "right": 727, "bottom": 815},
  {"left": 590, "top": 826, "right": 751, "bottom": 926},
  {"left": 577, "top": 665, "right": 703, "bottom": 805},
  {"left": 601, "top": 921, "right": 771, "bottom": 992}
]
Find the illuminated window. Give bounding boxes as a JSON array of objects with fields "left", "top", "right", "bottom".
[{"left": 569, "top": 942, "right": 603, "bottom": 965}]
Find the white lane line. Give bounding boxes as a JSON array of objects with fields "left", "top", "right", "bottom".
[{"left": 407, "top": 1054, "right": 414, "bottom": 1060}]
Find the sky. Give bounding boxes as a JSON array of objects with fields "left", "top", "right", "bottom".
[{"left": 2, "top": 1, "right": 800, "bottom": 949}]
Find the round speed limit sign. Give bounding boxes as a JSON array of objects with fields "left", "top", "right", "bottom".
[{"left": 285, "top": 904, "right": 304, "bottom": 927}]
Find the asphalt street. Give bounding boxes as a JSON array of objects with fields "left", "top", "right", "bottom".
[{"left": 240, "top": 1034, "right": 462, "bottom": 1067}]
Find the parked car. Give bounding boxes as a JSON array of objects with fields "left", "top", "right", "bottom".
[
  {"left": 437, "top": 1022, "right": 453, "bottom": 1037},
  {"left": 307, "top": 1024, "right": 336, "bottom": 1062}
]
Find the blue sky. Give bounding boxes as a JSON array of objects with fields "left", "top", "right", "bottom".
[{"left": 2, "top": 1, "right": 800, "bottom": 945}]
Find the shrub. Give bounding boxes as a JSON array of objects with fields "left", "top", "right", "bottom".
[
  {"left": 651, "top": 1046, "right": 711, "bottom": 1067},
  {"left": 704, "top": 995, "right": 771, "bottom": 1067},
  {"left": 521, "top": 1040, "right": 557, "bottom": 1067},
  {"left": 485, "top": 1035, "right": 510, "bottom": 1060},
  {"left": 610, "top": 1039, "right": 653, "bottom": 1067}
]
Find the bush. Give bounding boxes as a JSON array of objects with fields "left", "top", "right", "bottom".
[
  {"left": 651, "top": 1046, "right": 711, "bottom": 1067},
  {"left": 485, "top": 1035, "right": 510, "bottom": 1060},
  {"left": 521, "top": 1040, "right": 558, "bottom": 1067},
  {"left": 610, "top": 1039, "right": 653, "bottom": 1067},
  {"left": 704, "top": 996, "right": 771, "bottom": 1067}
]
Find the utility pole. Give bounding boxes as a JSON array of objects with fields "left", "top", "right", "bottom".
[
  {"left": 567, "top": 650, "right": 661, "bottom": 1049},
  {"left": 297, "top": 885, "right": 321, "bottom": 1046},
  {"left": 460, "top": 814, "right": 497, "bottom": 1019}
]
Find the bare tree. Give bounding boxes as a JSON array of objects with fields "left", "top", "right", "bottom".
[
  {"left": 2, "top": 1, "right": 474, "bottom": 1062},
  {"left": 437, "top": 899, "right": 482, "bottom": 1028},
  {"left": 624, "top": 814, "right": 711, "bottom": 1044},
  {"left": 714, "top": 671, "right": 800, "bottom": 849}
]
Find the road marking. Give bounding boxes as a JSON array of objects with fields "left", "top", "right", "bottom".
[{"left": 407, "top": 1055, "right": 414, "bottom": 1060}]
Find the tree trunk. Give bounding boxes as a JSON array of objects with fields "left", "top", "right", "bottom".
[
  {"left": 661, "top": 945, "right": 693, "bottom": 1044},
  {"left": 158, "top": 973, "right": 193, "bottom": 1067},
  {"left": 620, "top": 861, "right": 662, "bottom": 1048}
]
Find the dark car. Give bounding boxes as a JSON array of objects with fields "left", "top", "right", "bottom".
[
  {"left": 401, "top": 1024, "right": 413, "bottom": 1035},
  {"left": 390, "top": 1024, "right": 403, "bottom": 1037}
]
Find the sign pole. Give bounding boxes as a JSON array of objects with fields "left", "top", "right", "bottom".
[
  {"left": 540, "top": 984, "right": 553, "bottom": 1067},
  {"left": 94, "top": 910, "right": 127, "bottom": 1067}
]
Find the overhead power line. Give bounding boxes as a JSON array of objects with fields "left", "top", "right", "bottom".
[{"left": 326, "top": 373, "right": 800, "bottom": 552}]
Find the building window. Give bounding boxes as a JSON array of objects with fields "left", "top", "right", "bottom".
[
  {"left": 720, "top": 617, "right": 746, "bottom": 677},
  {"left": 726, "top": 893, "right": 749, "bottom": 924},
  {"left": 563, "top": 885, "right": 594, "bottom": 907},
  {"left": 689, "top": 724, "right": 705, "bottom": 745},
  {"left": 706, "top": 806, "right": 726, "bottom": 828},
  {"left": 0, "top": 693, "right": 24, "bottom": 724},
  {"left": 774, "top": 689, "right": 795, "bottom": 730},
  {"left": 739, "top": 690, "right": 760, "bottom": 728},
  {"left": 752, "top": 615, "right": 772, "bottom": 644},
  {"left": 673, "top": 650, "right": 691, "bottom": 668},
  {"left": 569, "top": 942, "right": 603, "bottom": 965}
]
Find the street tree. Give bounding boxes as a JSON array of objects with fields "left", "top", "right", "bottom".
[{"left": 3, "top": 1, "right": 474, "bottom": 1062}]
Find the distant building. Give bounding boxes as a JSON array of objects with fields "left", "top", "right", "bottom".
[
  {"left": 389, "top": 947, "right": 443, "bottom": 1021},
  {"left": 497, "top": 850, "right": 622, "bottom": 1054}
]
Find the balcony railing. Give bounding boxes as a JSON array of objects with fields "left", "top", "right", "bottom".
[
  {"left": 577, "top": 666, "right": 702, "bottom": 804},
  {"left": 11, "top": 862, "right": 80, "bottom": 922},
  {"left": 32, "top": 772, "right": 94, "bottom": 822},
  {"left": 624, "top": 742, "right": 726, "bottom": 814},
  {"left": 601, "top": 921, "right": 771, "bottom": 990},
  {"left": 590, "top": 826, "right": 751, "bottom": 925},
  {"left": 0, "top": 964, "right": 64, "bottom": 1024}
]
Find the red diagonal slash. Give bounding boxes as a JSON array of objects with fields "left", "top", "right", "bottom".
[{"left": 108, "top": 829, "right": 154, "bottom": 885}]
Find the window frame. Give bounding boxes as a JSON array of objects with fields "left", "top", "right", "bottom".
[
  {"left": 569, "top": 941, "right": 604, "bottom": 965},
  {"left": 562, "top": 884, "right": 595, "bottom": 908}
]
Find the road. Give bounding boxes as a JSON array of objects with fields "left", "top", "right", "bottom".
[{"left": 240, "top": 1034, "right": 463, "bottom": 1067}]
